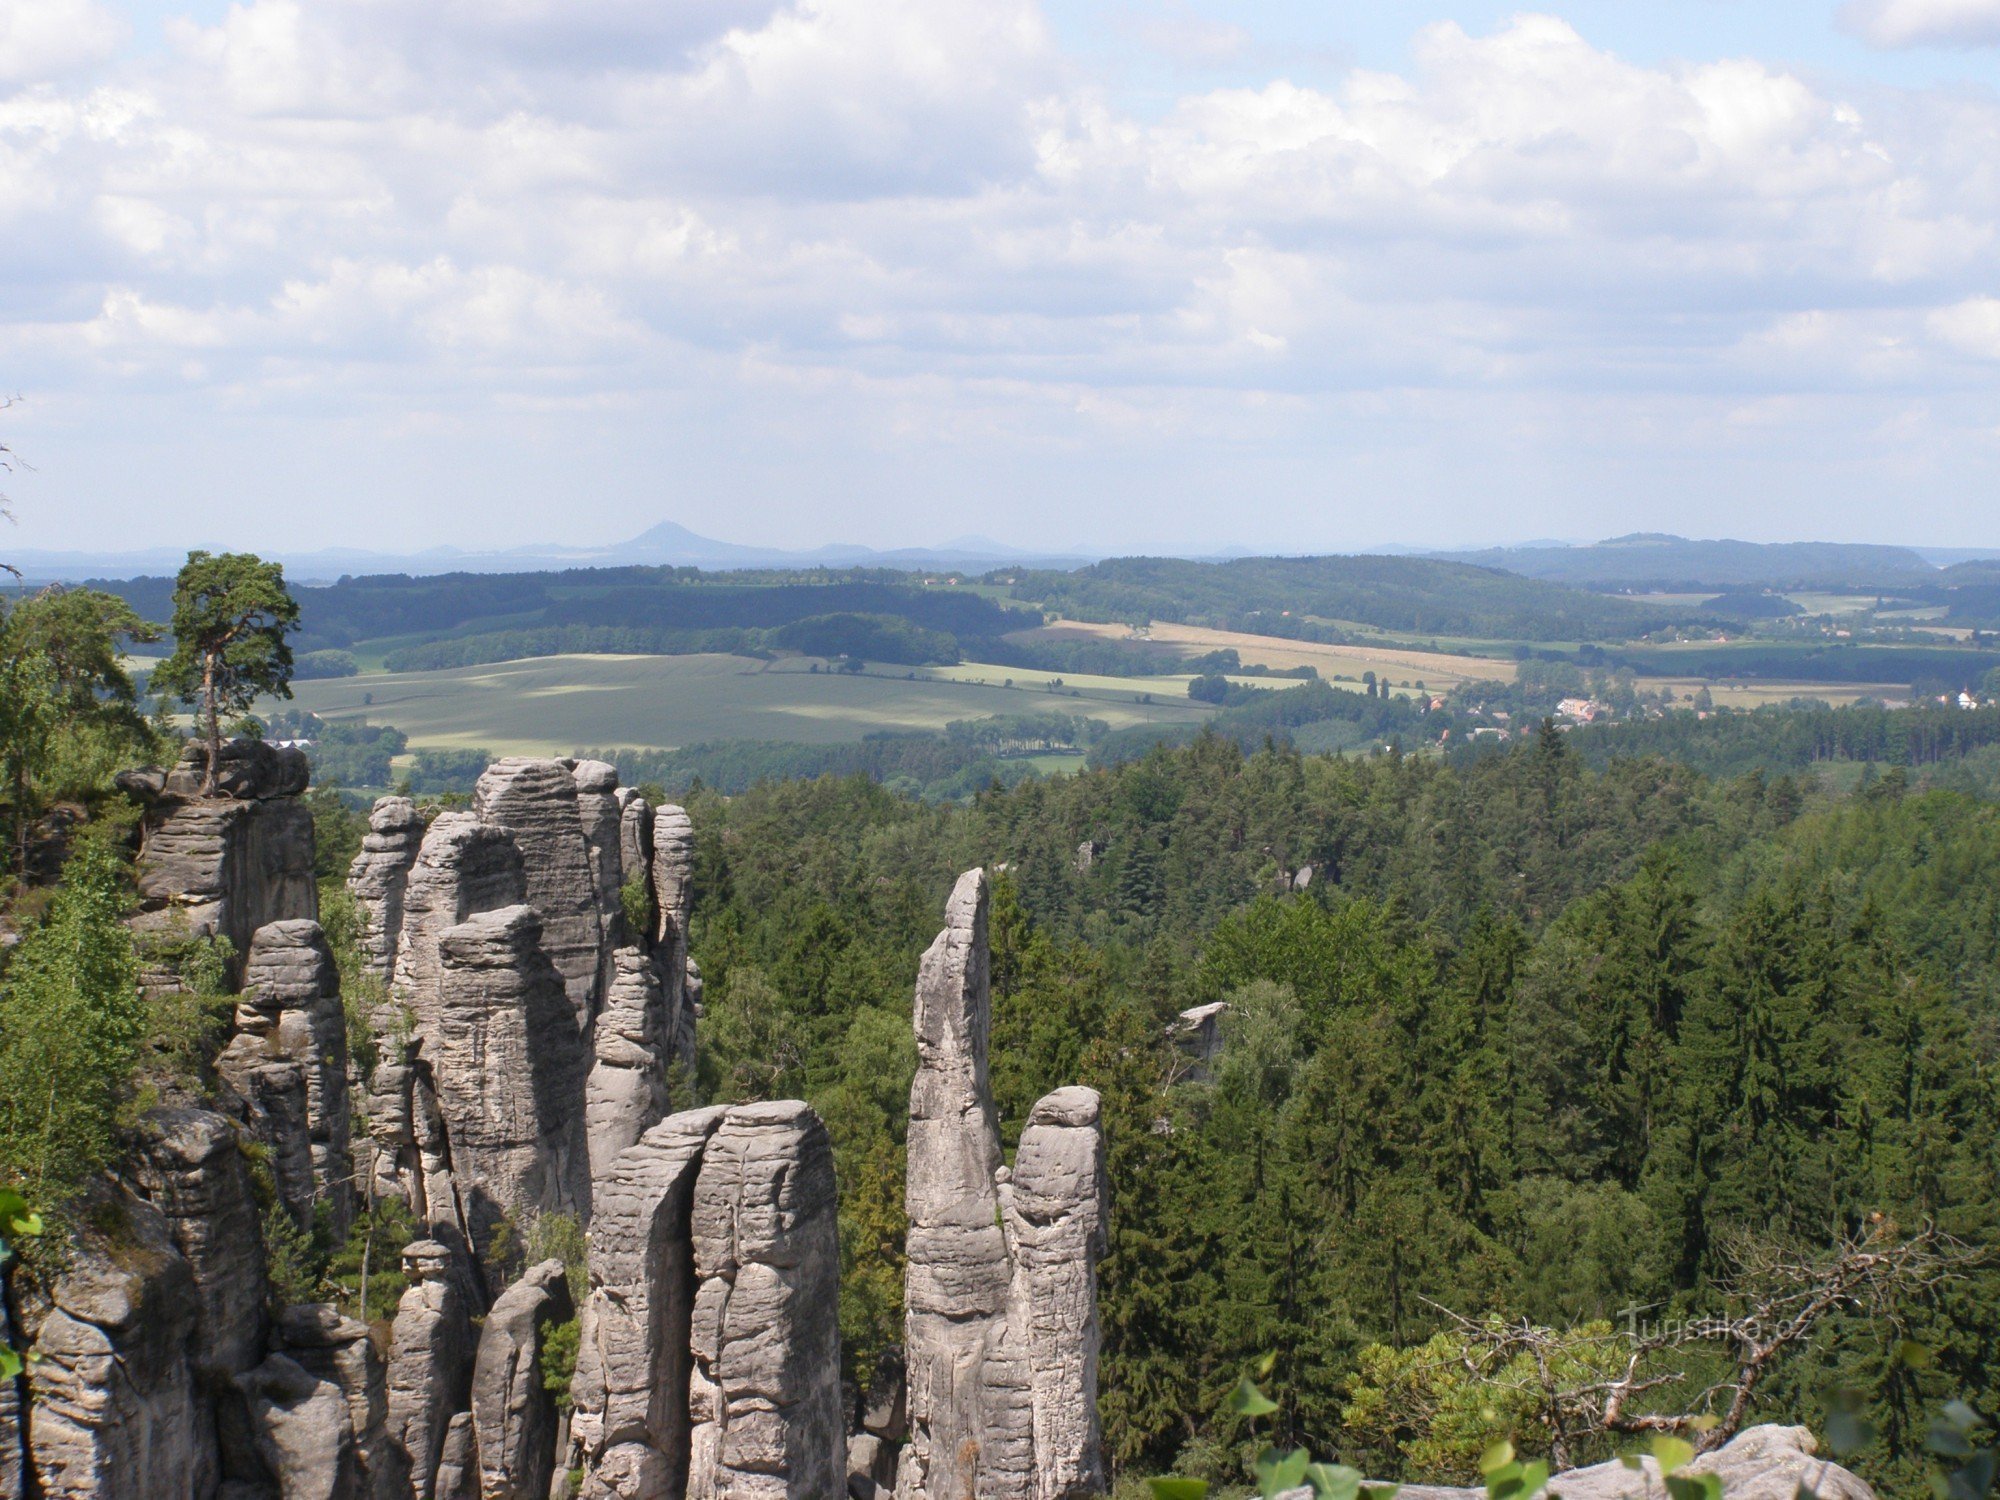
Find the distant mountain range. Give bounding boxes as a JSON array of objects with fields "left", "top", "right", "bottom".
[
  {"left": 1425, "top": 533, "right": 2000, "bottom": 589},
  {"left": 4, "top": 520, "right": 1102, "bottom": 584},
  {"left": 8, "top": 523, "right": 2000, "bottom": 590}
]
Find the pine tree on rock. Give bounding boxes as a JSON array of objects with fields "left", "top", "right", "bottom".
[{"left": 152, "top": 550, "right": 300, "bottom": 794}]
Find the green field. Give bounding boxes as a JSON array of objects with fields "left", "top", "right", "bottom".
[{"left": 275, "top": 653, "right": 1218, "bottom": 756}]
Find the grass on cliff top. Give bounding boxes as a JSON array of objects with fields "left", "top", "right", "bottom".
[{"left": 274, "top": 652, "right": 1219, "bottom": 756}]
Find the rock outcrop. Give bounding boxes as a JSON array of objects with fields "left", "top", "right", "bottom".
[
  {"left": 687, "top": 1100, "right": 846, "bottom": 1499},
  {"left": 573, "top": 1102, "right": 844, "bottom": 1500},
  {"left": 122, "top": 739, "right": 317, "bottom": 982},
  {"left": 430, "top": 905, "right": 592, "bottom": 1262},
  {"left": 224, "top": 919, "right": 355, "bottom": 1238},
  {"left": 1000, "top": 1088, "right": 1107, "bottom": 1498},
  {"left": 897, "top": 870, "right": 1109, "bottom": 1500},
  {"left": 131, "top": 1108, "right": 269, "bottom": 1381},
  {"left": 234, "top": 1352, "right": 364, "bottom": 1500},
  {"left": 616, "top": 790, "right": 654, "bottom": 928},
  {"left": 348, "top": 796, "right": 427, "bottom": 983},
  {"left": 572, "top": 759, "right": 628, "bottom": 933},
  {"left": 24, "top": 1192, "right": 206, "bottom": 1500},
  {"left": 585, "top": 947, "right": 675, "bottom": 1181},
  {"left": 387, "top": 1240, "right": 476, "bottom": 1500},
  {"left": 272, "top": 1302, "right": 408, "bottom": 1500},
  {"left": 471, "top": 1259, "right": 576, "bottom": 1500},
  {"left": 649, "top": 806, "right": 699, "bottom": 1083},
  {"left": 473, "top": 758, "right": 606, "bottom": 1027},
  {"left": 390, "top": 812, "right": 527, "bottom": 1041},
  {"left": 572, "top": 1106, "right": 727, "bottom": 1500}
]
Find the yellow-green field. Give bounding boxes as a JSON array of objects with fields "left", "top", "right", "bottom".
[
  {"left": 275, "top": 653, "right": 1218, "bottom": 756},
  {"left": 1649, "top": 679, "right": 1904, "bottom": 709},
  {"left": 1015, "top": 619, "right": 1514, "bottom": 693}
]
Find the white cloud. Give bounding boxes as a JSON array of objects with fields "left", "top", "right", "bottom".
[
  {"left": 1929, "top": 295, "right": 2000, "bottom": 357},
  {"left": 3, "top": 4, "right": 2000, "bottom": 548},
  {"left": 0, "top": 0, "right": 124, "bottom": 88},
  {"left": 1841, "top": 0, "right": 2000, "bottom": 48}
]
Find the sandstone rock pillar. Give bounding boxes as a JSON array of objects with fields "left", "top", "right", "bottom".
[
  {"left": 686, "top": 1101, "right": 845, "bottom": 1500},
  {"left": 571, "top": 1107, "right": 728, "bottom": 1500},
  {"left": 349, "top": 796, "right": 428, "bottom": 984},
  {"left": 898, "top": 871, "right": 1109, "bottom": 1500},
  {"left": 430, "top": 905, "right": 592, "bottom": 1261},
  {"left": 473, "top": 759, "right": 606, "bottom": 1028}
]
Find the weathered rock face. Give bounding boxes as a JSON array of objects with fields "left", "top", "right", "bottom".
[
  {"left": 900, "top": 871, "right": 1008, "bottom": 1500},
  {"left": 234, "top": 1352, "right": 363, "bottom": 1500},
  {"left": 615, "top": 791, "right": 654, "bottom": 932},
  {"left": 125, "top": 739, "right": 317, "bottom": 980},
  {"left": 898, "top": 871, "right": 1109, "bottom": 1500},
  {"left": 572, "top": 1106, "right": 728, "bottom": 1500},
  {"left": 473, "top": 759, "right": 605, "bottom": 1026},
  {"left": 131, "top": 1107, "right": 269, "bottom": 1380},
  {"left": 572, "top": 760, "right": 628, "bottom": 932},
  {"left": 1000, "top": 1088, "right": 1107, "bottom": 1499},
  {"left": 649, "top": 803, "right": 699, "bottom": 1097},
  {"left": 348, "top": 796, "right": 427, "bottom": 983},
  {"left": 227, "top": 919, "right": 355, "bottom": 1239},
  {"left": 585, "top": 948, "right": 674, "bottom": 1182},
  {"left": 687, "top": 1101, "right": 846, "bottom": 1500},
  {"left": 24, "top": 1192, "right": 206, "bottom": 1500},
  {"left": 387, "top": 1240, "right": 476, "bottom": 1500},
  {"left": 392, "top": 813, "right": 527, "bottom": 1042},
  {"left": 430, "top": 905, "right": 592, "bottom": 1261},
  {"left": 471, "top": 1260, "right": 576, "bottom": 1500},
  {"left": 274, "top": 1302, "right": 408, "bottom": 1500},
  {"left": 649, "top": 806, "right": 694, "bottom": 958}
]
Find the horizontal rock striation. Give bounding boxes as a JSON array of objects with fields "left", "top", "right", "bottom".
[
  {"left": 474, "top": 758, "right": 606, "bottom": 1027},
  {"left": 123, "top": 739, "right": 317, "bottom": 983},
  {"left": 572, "top": 1101, "right": 844, "bottom": 1500},
  {"left": 348, "top": 796, "right": 427, "bottom": 983},
  {"left": 430, "top": 905, "right": 592, "bottom": 1261},
  {"left": 229, "top": 918, "right": 355, "bottom": 1238},
  {"left": 688, "top": 1100, "right": 846, "bottom": 1499}
]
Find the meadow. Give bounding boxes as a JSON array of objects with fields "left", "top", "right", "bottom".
[{"left": 277, "top": 652, "right": 1218, "bottom": 756}]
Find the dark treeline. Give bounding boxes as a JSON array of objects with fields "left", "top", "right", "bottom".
[
  {"left": 1608, "top": 641, "right": 2000, "bottom": 689},
  {"left": 1560, "top": 703, "right": 2000, "bottom": 779},
  {"left": 1006, "top": 555, "right": 1689, "bottom": 641},
  {"left": 674, "top": 730, "right": 2000, "bottom": 1491}
]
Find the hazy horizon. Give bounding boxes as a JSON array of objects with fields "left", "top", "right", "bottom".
[{"left": 3, "top": 0, "right": 1998, "bottom": 556}]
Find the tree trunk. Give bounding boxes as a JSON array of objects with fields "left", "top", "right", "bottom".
[{"left": 202, "top": 647, "right": 221, "bottom": 795}]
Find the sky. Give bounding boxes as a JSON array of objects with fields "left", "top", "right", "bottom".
[{"left": 1, "top": 0, "right": 1997, "bottom": 557}]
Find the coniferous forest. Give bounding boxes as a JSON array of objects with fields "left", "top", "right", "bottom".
[{"left": 635, "top": 731, "right": 2000, "bottom": 1491}]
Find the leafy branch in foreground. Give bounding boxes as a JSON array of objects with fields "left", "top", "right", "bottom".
[{"left": 1406, "top": 1221, "right": 1967, "bottom": 1465}]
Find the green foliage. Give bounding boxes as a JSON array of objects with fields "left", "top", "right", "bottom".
[
  {"left": 1340, "top": 1324, "right": 1629, "bottom": 1481},
  {"left": 619, "top": 873, "right": 652, "bottom": 941},
  {"left": 317, "top": 884, "right": 386, "bottom": 1079},
  {"left": 0, "top": 828, "right": 144, "bottom": 1207},
  {"left": 324, "top": 1195, "right": 418, "bottom": 1326},
  {"left": 150, "top": 550, "right": 301, "bottom": 789},
  {"left": 0, "top": 1185, "right": 44, "bottom": 1380},
  {"left": 262, "top": 1199, "right": 322, "bottom": 1311},
  {"left": 541, "top": 1316, "right": 581, "bottom": 1412},
  {"left": 0, "top": 585, "right": 164, "bottom": 866},
  {"left": 527, "top": 1211, "right": 589, "bottom": 1305}
]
